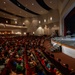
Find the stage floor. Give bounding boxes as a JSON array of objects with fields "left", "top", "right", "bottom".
[
  {"left": 51, "top": 37, "right": 75, "bottom": 58},
  {"left": 52, "top": 37, "right": 75, "bottom": 48}
]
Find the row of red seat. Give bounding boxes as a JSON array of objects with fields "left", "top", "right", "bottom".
[
  {"left": 34, "top": 49, "right": 60, "bottom": 75},
  {"left": 1, "top": 47, "right": 18, "bottom": 75},
  {"left": 41, "top": 47, "right": 73, "bottom": 75},
  {"left": 0, "top": 37, "right": 25, "bottom": 75},
  {"left": 24, "top": 49, "right": 33, "bottom": 75}
]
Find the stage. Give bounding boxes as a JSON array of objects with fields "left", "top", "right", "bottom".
[{"left": 51, "top": 37, "right": 75, "bottom": 58}]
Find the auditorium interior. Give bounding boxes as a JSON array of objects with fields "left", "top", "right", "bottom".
[{"left": 0, "top": 0, "right": 75, "bottom": 75}]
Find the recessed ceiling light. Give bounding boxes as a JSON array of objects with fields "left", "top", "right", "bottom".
[
  {"left": 32, "top": 3, "right": 34, "bottom": 5},
  {"left": 3, "top": 14, "right": 5, "bottom": 15},
  {"left": 4, "top": 2, "right": 6, "bottom": 4},
  {"left": 26, "top": 4, "right": 27, "bottom": 6},
  {"left": 4, "top": 8, "right": 6, "bottom": 10},
  {"left": 50, "top": 1, "right": 52, "bottom": 3}
]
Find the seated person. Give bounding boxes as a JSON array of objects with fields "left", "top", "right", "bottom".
[
  {"left": 41, "top": 57, "right": 45, "bottom": 65},
  {"left": 9, "top": 70, "right": 17, "bottom": 75},
  {"left": 50, "top": 64, "right": 56, "bottom": 75},
  {"left": 16, "top": 63, "right": 24, "bottom": 73},
  {"left": 37, "top": 68, "right": 45, "bottom": 75},
  {"left": 46, "top": 62, "right": 51, "bottom": 70}
]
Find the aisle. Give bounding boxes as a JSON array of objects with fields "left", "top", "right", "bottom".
[{"left": 44, "top": 40, "right": 75, "bottom": 71}]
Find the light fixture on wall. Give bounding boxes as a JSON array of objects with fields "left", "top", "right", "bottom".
[
  {"left": 24, "top": 32, "right": 26, "bottom": 35},
  {"left": 12, "top": 31, "right": 14, "bottom": 34},
  {"left": 25, "top": 20, "right": 30, "bottom": 25},
  {"left": 23, "top": 22, "right": 25, "bottom": 25},
  {"left": 39, "top": 21, "right": 41, "bottom": 24},
  {"left": 6, "top": 20, "right": 8, "bottom": 23},
  {"left": 15, "top": 20, "right": 17, "bottom": 24},
  {"left": 33, "top": 32, "right": 35, "bottom": 34},
  {"left": 50, "top": 17, "right": 53, "bottom": 21},
  {"left": 44, "top": 19, "right": 46, "bottom": 22},
  {"left": 15, "top": 32, "right": 21, "bottom": 34},
  {"left": 38, "top": 26, "right": 42, "bottom": 29}
]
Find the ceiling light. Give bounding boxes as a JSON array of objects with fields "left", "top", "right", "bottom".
[
  {"left": 4, "top": 8, "right": 6, "bottom": 10},
  {"left": 32, "top": 3, "right": 34, "bottom": 5},
  {"left": 50, "top": 1, "right": 52, "bottom": 3},
  {"left": 4, "top": 2, "right": 6, "bottom": 4}
]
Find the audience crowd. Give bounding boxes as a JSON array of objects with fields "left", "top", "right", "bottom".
[{"left": 0, "top": 35, "right": 75, "bottom": 75}]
